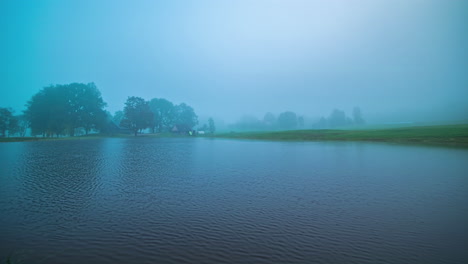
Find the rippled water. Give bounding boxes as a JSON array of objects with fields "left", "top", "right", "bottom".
[{"left": 1, "top": 138, "right": 467, "bottom": 263}]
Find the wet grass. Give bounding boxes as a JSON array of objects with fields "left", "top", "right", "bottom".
[
  {"left": 0, "top": 132, "right": 189, "bottom": 143},
  {"left": 2, "top": 124, "right": 468, "bottom": 148},
  {"left": 0, "top": 136, "right": 102, "bottom": 143},
  {"left": 212, "top": 124, "right": 468, "bottom": 148}
]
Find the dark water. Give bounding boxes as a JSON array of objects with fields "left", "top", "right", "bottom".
[{"left": 1, "top": 138, "right": 467, "bottom": 264}]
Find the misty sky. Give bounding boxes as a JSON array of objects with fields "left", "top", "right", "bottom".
[{"left": 2, "top": 0, "right": 467, "bottom": 123}]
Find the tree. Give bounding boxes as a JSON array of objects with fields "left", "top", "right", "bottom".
[
  {"left": 121, "top": 96, "right": 153, "bottom": 136},
  {"left": 0, "top": 107, "right": 14, "bottom": 137},
  {"left": 112, "top": 110, "right": 124, "bottom": 126},
  {"left": 263, "top": 112, "right": 276, "bottom": 126},
  {"left": 298, "top": 116, "right": 305, "bottom": 128},
  {"left": 40, "top": 84, "right": 75, "bottom": 136},
  {"left": 149, "top": 98, "right": 175, "bottom": 133},
  {"left": 317, "top": 117, "right": 327, "bottom": 128},
  {"left": 70, "top": 83, "right": 107, "bottom": 135},
  {"left": 24, "top": 83, "right": 107, "bottom": 137},
  {"left": 7, "top": 116, "right": 22, "bottom": 137},
  {"left": 278, "top": 111, "right": 297, "bottom": 130},
  {"left": 8, "top": 115, "right": 29, "bottom": 137},
  {"left": 96, "top": 111, "right": 116, "bottom": 135},
  {"left": 173, "top": 103, "right": 198, "bottom": 131},
  {"left": 232, "top": 115, "right": 262, "bottom": 131},
  {"left": 208, "top": 118, "right": 215, "bottom": 134},
  {"left": 24, "top": 87, "right": 52, "bottom": 136},
  {"left": 353, "top": 107, "right": 365, "bottom": 125},
  {"left": 328, "top": 109, "right": 347, "bottom": 128}
]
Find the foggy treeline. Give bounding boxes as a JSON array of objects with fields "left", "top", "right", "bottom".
[
  {"left": 115, "top": 96, "right": 198, "bottom": 136},
  {"left": 0, "top": 82, "right": 367, "bottom": 137},
  {"left": 0, "top": 107, "right": 27, "bottom": 137},
  {"left": 0, "top": 83, "right": 199, "bottom": 137},
  {"left": 228, "top": 108, "right": 365, "bottom": 132},
  {"left": 24, "top": 83, "right": 107, "bottom": 137}
]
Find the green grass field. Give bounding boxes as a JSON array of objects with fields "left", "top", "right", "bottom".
[
  {"left": 0, "top": 132, "right": 187, "bottom": 143},
  {"left": 2, "top": 124, "right": 468, "bottom": 148},
  {"left": 213, "top": 124, "right": 468, "bottom": 148},
  {"left": 0, "top": 135, "right": 106, "bottom": 143}
]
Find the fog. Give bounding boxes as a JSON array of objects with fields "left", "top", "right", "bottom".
[{"left": 2, "top": 0, "right": 468, "bottom": 126}]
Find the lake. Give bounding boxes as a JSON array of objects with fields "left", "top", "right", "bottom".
[{"left": 1, "top": 138, "right": 467, "bottom": 263}]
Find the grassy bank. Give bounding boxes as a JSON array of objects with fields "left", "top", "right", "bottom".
[
  {"left": 0, "top": 132, "right": 188, "bottom": 143},
  {"left": 213, "top": 124, "right": 468, "bottom": 148},
  {"left": 2, "top": 124, "right": 468, "bottom": 147},
  {"left": 0, "top": 135, "right": 110, "bottom": 143}
]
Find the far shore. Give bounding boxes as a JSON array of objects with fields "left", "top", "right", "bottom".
[
  {"left": 0, "top": 133, "right": 179, "bottom": 143},
  {"left": 212, "top": 124, "right": 468, "bottom": 148},
  {"left": 1, "top": 124, "right": 468, "bottom": 148}
]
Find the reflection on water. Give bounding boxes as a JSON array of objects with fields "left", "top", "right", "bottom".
[{"left": 0, "top": 138, "right": 467, "bottom": 263}]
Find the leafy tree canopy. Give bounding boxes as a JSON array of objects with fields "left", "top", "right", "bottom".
[
  {"left": 278, "top": 111, "right": 298, "bottom": 130},
  {"left": 0, "top": 107, "right": 14, "bottom": 137},
  {"left": 24, "top": 83, "right": 107, "bottom": 137},
  {"left": 121, "top": 96, "right": 153, "bottom": 136}
]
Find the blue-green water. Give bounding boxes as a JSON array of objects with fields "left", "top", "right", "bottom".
[{"left": 1, "top": 138, "right": 467, "bottom": 263}]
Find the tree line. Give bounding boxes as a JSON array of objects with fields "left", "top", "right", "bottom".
[
  {"left": 115, "top": 96, "right": 198, "bottom": 136},
  {"left": 230, "top": 107, "right": 365, "bottom": 131},
  {"left": 0, "top": 83, "right": 199, "bottom": 137},
  {"left": 0, "top": 82, "right": 364, "bottom": 137},
  {"left": 23, "top": 83, "right": 107, "bottom": 137},
  {"left": 0, "top": 108, "right": 28, "bottom": 137},
  {"left": 315, "top": 107, "right": 365, "bottom": 128}
]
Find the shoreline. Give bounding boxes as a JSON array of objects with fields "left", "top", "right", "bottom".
[
  {"left": 2, "top": 124, "right": 468, "bottom": 148},
  {"left": 211, "top": 124, "right": 468, "bottom": 148}
]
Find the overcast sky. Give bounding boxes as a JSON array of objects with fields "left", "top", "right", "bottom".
[{"left": 2, "top": 0, "right": 467, "bottom": 123}]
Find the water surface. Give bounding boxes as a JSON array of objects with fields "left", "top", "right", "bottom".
[{"left": 1, "top": 138, "right": 467, "bottom": 263}]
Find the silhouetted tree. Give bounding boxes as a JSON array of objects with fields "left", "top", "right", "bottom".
[
  {"left": 24, "top": 88, "right": 47, "bottom": 136},
  {"left": 6, "top": 116, "right": 20, "bottom": 137},
  {"left": 71, "top": 83, "right": 107, "bottom": 135},
  {"left": 316, "top": 117, "right": 327, "bottom": 128},
  {"left": 149, "top": 98, "right": 176, "bottom": 132},
  {"left": 97, "top": 111, "right": 116, "bottom": 135},
  {"left": 173, "top": 103, "right": 198, "bottom": 130},
  {"left": 112, "top": 110, "right": 124, "bottom": 126},
  {"left": 121, "top": 96, "right": 153, "bottom": 136},
  {"left": 9, "top": 115, "right": 28, "bottom": 137},
  {"left": 208, "top": 118, "right": 215, "bottom": 134},
  {"left": 298, "top": 116, "right": 305, "bottom": 128},
  {"left": 24, "top": 83, "right": 107, "bottom": 137},
  {"left": 263, "top": 112, "right": 276, "bottom": 127},
  {"left": 353, "top": 107, "right": 365, "bottom": 125},
  {"left": 278, "top": 111, "right": 297, "bottom": 130},
  {"left": 328, "top": 109, "right": 347, "bottom": 128},
  {"left": 24, "top": 85, "right": 67, "bottom": 137},
  {"left": 0, "top": 107, "right": 14, "bottom": 137},
  {"left": 231, "top": 115, "right": 262, "bottom": 131}
]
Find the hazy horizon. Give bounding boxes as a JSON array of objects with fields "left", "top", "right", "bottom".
[{"left": 2, "top": 0, "right": 468, "bottom": 125}]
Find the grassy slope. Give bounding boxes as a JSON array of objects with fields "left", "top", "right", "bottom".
[
  {"left": 2, "top": 124, "right": 468, "bottom": 147},
  {"left": 214, "top": 124, "right": 468, "bottom": 147},
  {"left": 0, "top": 132, "right": 187, "bottom": 143},
  {"left": 0, "top": 136, "right": 105, "bottom": 143}
]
